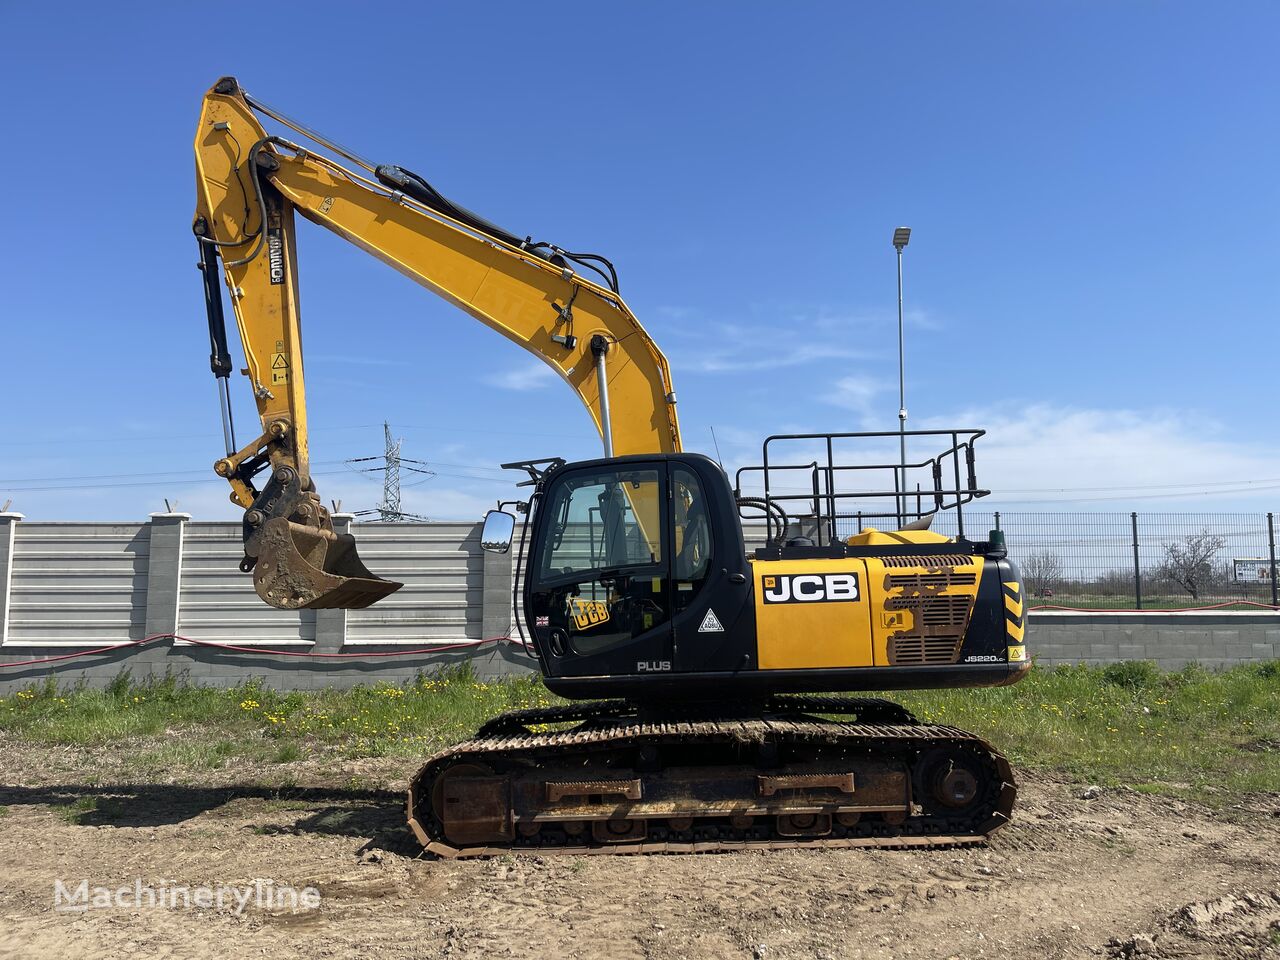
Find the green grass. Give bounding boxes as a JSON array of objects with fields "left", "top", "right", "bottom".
[
  {"left": 2, "top": 661, "right": 1277, "bottom": 805},
  {"left": 0, "top": 665, "right": 552, "bottom": 759},
  {"left": 55, "top": 796, "right": 100, "bottom": 824},
  {"left": 887, "top": 660, "right": 1280, "bottom": 801}
]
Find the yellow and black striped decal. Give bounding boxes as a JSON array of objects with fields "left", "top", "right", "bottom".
[{"left": 1003, "top": 580, "right": 1026, "bottom": 661}]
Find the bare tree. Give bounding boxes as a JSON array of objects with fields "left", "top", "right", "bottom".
[
  {"left": 1157, "top": 529, "right": 1226, "bottom": 601},
  {"left": 1021, "top": 549, "right": 1064, "bottom": 598}
]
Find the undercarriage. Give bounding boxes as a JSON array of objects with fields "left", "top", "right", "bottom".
[{"left": 407, "top": 697, "right": 1016, "bottom": 857}]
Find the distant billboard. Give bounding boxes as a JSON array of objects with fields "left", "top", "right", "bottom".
[{"left": 1233, "top": 558, "right": 1276, "bottom": 583}]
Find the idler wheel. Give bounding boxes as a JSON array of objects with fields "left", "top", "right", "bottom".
[
  {"left": 935, "top": 766, "right": 979, "bottom": 808},
  {"left": 914, "top": 746, "right": 988, "bottom": 817}
]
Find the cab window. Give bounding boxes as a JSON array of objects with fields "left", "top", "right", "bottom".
[
  {"left": 673, "top": 467, "right": 711, "bottom": 581},
  {"left": 539, "top": 468, "right": 663, "bottom": 584},
  {"left": 672, "top": 466, "right": 712, "bottom": 613}
]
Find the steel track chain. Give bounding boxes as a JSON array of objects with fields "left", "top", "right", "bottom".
[
  {"left": 408, "top": 710, "right": 1014, "bottom": 858},
  {"left": 473, "top": 696, "right": 917, "bottom": 738}
]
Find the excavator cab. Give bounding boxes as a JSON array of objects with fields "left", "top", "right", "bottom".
[
  {"left": 507, "top": 434, "right": 1028, "bottom": 702},
  {"left": 517, "top": 454, "right": 756, "bottom": 693}
]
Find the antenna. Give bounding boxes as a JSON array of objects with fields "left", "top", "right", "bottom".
[{"left": 709, "top": 426, "right": 725, "bottom": 469}]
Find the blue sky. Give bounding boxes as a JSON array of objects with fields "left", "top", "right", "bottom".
[{"left": 1, "top": 2, "right": 1277, "bottom": 521}]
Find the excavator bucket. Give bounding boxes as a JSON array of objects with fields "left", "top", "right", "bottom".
[{"left": 252, "top": 517, "right": 403, "bottom": 610}]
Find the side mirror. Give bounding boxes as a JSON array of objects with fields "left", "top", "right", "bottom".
[{"left": 480, "top": 510, "right": 516, "bottom": 554}]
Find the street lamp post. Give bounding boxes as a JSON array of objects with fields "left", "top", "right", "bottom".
[{"left": 892, "top": 227, "right": 911, "bottom": 527}]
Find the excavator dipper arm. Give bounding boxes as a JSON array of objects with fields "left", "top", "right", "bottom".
[{"left": 192, "top": 76, "right": 681, "bottom": 609}]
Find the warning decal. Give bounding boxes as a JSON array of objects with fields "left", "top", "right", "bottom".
[
  {"left": 697, "top": 608, "right": 725, "bottom": 633},
  {"left": 270, "top": 352, "right": 290, "bottom": 385}
]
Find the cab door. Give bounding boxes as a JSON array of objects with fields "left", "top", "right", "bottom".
[
  {"left": 525, "top": 462, "right": 675, "bottom": 678},
  {"left": 669, "top": 461, "right": 756, "bottom": 673}
]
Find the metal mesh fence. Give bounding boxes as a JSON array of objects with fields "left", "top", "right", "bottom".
[
  {"left": 927, "top": 511, "right": 1279, "bottom": 609},
  {"left": 731, "top": 433, "right": 1277, "bottom": 608}
]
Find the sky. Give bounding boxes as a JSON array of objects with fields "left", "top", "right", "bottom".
[{"left": 0, "top": 2, "right": 1277, "bottom": 522}]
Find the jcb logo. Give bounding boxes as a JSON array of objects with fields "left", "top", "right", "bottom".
[
  {"left": 761, "top": 572, "right": 859, "bottom": 604},
  {"left": 569, "top": 598, "right": 610, "bottom": 630}
]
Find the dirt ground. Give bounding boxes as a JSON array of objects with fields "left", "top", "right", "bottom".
[{"left": 0, "top": 743, "right": 1278, "bottom": 960}]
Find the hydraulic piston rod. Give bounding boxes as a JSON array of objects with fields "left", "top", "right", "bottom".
[{"left": 591, "top": 335, "right": 613, "bottom": 458}]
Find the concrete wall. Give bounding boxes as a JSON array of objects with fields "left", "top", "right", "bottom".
[
  {"left": 0, "top": 512, "right": 529, "bottom": 693},
  {"left": 0, "top": 512, "right": 1275, "bottom": 694},
  {"left": 1029, "top": 611, "right": 1280, "bottom": 670}
]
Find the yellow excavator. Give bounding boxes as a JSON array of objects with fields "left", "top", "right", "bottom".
[{"left": 194, "top": 77, "right": 1029, "bottom": 856}]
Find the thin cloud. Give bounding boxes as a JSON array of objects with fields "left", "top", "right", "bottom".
[
  {"left": 306, "top": 355, "right": 413, "bottom": 367},
  {"left": 714, "top": 402, "right": 1280, "bottom": 512},
  {"left": 483, "top": 361, "right": 559, "bottom": 391},
  {"left": 920, "top": 404, "right": 1280, "bottom": 508},
  {"left": 673, "top": 319, "right": 873, "bottom": 373},
  {"left": 656, "top": 308, "right": 887, "bottom": 373},
  {"left": 692, "top": 342, "right": 868, "bottom": 373},
  {"left": 806, "top": 306, "right": 943, "bottom": 335},
  {"left": 824, "top": 376, "right": 883, "bottom": 414}
]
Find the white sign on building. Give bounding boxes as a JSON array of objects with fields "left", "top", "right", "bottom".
[{"left": 1232, "top": 558, "right": 1276, "bottom": 583}]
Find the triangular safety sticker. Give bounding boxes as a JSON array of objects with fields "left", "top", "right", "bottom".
[{"left": 698, "top": 608, "right": 724, "bottom": 633}]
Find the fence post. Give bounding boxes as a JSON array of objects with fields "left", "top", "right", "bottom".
[
  {"left": 479, "top": 522, "right": 517, "bottom": 678},
  {"left": 0, "top": 513, "right": 22, "bottom": 646},
  {"left": 1268, "top": 512, "right": 1278, "bottom": 608},
  {"left": 481, "top": 521, "right": 514, "bottom": 642},
  {"left": 312, "top": 514, "right": 353, "bottom": 651},
  {"left": 1130, "top": 512, "right": 1142, "bottom": 610},
  {"left": 144, "top": 512, "right": 190, "bottom": 638}
]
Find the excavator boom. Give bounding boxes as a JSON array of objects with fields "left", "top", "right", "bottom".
[{"left": 193, "top": 77, "right": 680, "bottom": 608}]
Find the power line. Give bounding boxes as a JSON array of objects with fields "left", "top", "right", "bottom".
[
  {"left": 996, "top": 477, "right": 1280, "bottom": 495},
  {"left": 0, "top": 420, "right": 584, "bottom": 450}
]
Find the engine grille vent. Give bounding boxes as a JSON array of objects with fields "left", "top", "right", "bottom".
[
  {"left": 886, "top": 572, "right": 978, "bottom": 592},
  {"left": 887, "top": 636, "right": 964, "bottom": 665},
  {"left": 880, "top": 554, "right": 976, "bottom": 569},
  {"left": 885, "top": 594, "right": 975, "bottom": 665}
]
